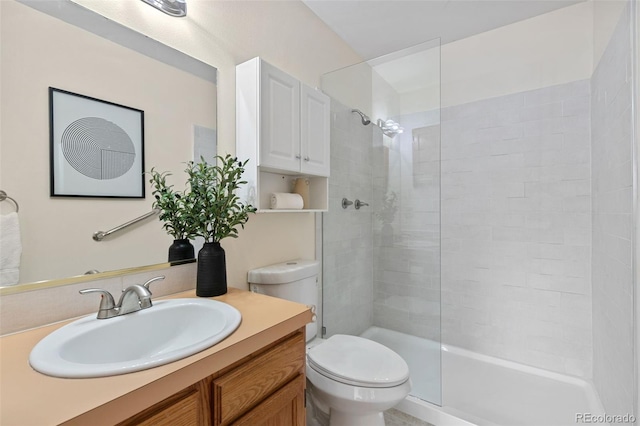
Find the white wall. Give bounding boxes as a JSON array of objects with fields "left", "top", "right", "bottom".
[
  {"left": 593, "top": 0, "right": 629, "bottom": 66},
  {"left": 591, "top": 1, "right": 635, "bottom": 417},
  {"left": 350, "top": 3, "right": 594, "bottom": 118},
  {"left": 441, "top": 2, "right": 593, "bottom": 108}
]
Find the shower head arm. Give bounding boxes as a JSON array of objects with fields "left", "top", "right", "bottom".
[{"left": 351, "top": 109, "right": 371, "bottom": 126}]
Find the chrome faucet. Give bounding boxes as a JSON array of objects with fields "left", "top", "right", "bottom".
[{"left": 80, "top": 276, "right": 165, "bottom": 319}]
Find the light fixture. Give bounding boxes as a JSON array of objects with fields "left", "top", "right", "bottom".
[{"left": 140, "top": 0, "right": 187, "bottom": 17}]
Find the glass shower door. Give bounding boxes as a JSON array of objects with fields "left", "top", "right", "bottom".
[{"left": 320, "top": 38, "right": 442, "bottom": 405}]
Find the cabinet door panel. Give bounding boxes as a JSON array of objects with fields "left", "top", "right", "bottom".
[
  {"left": 231, "top": 374, "right": 305, "bottom": 426},
  {"left": 213, "top": 332, "right": 305, "bottom": 425},
  {"left": 300, "top": 85, "right": 330, "bottom": 177},
  {"left": 117, "top": 381, "right": 210, "bottom": 426},
  {"left": 260, "top": 62, "right": 300, "bottom": 172}
]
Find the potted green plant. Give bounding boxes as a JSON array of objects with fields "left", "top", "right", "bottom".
[
  {"left": 148, "top": 169, "right": 197, "bottom": 262},
  {"left": 185, "top": 155, "right": 256, "bottom": 297}
]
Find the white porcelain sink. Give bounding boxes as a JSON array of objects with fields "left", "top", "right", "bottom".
[{"left": 29, "top": 298, "right": 241, "bottom": 378}]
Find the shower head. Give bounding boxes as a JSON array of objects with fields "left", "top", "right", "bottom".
[{"left": 352, "top": 109, "right": 371, "bottom": 126}]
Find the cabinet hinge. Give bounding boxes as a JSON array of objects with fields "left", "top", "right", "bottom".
[{"left": 304, "top": 390, "right": 307, "bottom": 408}]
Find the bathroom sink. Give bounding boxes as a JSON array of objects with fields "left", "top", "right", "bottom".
[{"left": 29, "top": 298, "right": 241, "bottom": 378}]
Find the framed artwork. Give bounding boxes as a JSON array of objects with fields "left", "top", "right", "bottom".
[{"left": 49, "top": 87, "right": 145, "bottom": 198}]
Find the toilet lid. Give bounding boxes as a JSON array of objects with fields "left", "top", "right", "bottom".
[{"left": 307, "top": 334, "right": 409, "bottom": 388}]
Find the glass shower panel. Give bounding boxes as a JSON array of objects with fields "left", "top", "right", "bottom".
[{"left": 321, "top": 38, "right": 442, "bottom": 405}]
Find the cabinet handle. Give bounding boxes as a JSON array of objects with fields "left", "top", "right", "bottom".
[{"left": 304, "top": 157, "right": 310, "bottom": 162}]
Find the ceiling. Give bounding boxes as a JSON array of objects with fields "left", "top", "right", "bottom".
[{"left": 302, "top": 0, "right": 584, "bottom": 60}]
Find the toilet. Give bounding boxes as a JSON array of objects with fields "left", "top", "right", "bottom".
[{"left": 248, "top": 260, "right": 411, "bottom": 426}]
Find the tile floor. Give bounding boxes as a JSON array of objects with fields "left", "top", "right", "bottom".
[{"left": 307, "top": 400, "right": 432, "bottom": 426}]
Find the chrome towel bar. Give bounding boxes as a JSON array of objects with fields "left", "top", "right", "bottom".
[{"left": 93, "top": 208, "right": 160, "bottom": 241}]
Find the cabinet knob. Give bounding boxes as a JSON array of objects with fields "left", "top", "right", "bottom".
[
  {"left": 295, "top": 154, "right": 301, "bottom": 159},
  {"left": 304, "top": 157, "right": 310, "bottom": 162}
]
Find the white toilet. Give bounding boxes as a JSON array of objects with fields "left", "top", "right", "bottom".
[{"left": 248, "top": 260, "right": 411, "bottom": 426}]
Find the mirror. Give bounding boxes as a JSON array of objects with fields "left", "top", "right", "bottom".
[{"left": 0, "top": 0, "right": 217, "bottom": 290}]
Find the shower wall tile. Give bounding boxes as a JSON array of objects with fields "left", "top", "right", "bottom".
[
  {"left": 322, "top": 100, "right": 374, "bottom": 338},
  {"left": 440, "top": 79, "right": 593, "bottom": 378},
  {"left": 591, "top": 4, "right": 635, "bottom": 418},
  {"left": 372, "top": 112, "right": 441, "bottom": 341}
]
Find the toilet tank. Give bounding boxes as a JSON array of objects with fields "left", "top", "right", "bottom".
[{"left": 248, "top": 260, "right": 319, "bottom": 342}]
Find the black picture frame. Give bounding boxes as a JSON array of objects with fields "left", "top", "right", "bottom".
[{"left": 49, "top": 87, "right": 145, "bottom": 198}]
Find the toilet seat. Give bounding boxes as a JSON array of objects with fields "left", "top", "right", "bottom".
[{"left": 307, "top": 334, "right": 409, "bottom": 388}]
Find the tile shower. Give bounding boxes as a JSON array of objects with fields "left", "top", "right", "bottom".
[
  {"left": 320, "top": 2, "right": 636, "bottom": 424},
  {"left": 441, "top": 79, "right": 592, "bottom": 377}
]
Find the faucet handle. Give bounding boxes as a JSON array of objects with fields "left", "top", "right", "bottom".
[
  {"left": 142, "top": 276, "right": 165, "bottom": 293},
  {"left": 354, "top": 199, "right": 369, "bottom": 209},
  {"left": 79, "top": 288, "right": 116, "bottom": 319}
]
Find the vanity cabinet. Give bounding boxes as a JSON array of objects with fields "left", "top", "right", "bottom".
[
  {"left": 214, "top": 331, "right": 305, "bottom": 425},
  {"left": 232, "top": 374, "right": 305, "bottom": 426},
  {"left": 237, "top": 57, "right": 330, "bottom": 212},
  {"left": 117, "top": 380, "right": 212, "bottom": 426},
  {"left": 118, "top": 330, "right": 306, "bottom": 426}
]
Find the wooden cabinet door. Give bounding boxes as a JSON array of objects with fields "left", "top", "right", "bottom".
[
  {"left": 300, "top": 84, "right": 330, "bottom": 177},
  {"left": 117, "top": 380, "right": 211, "bottom": 426},
  {"left": 231, "top": 374, "right": 305, "bottom": 426},
  {"left": 213, "top": 332, "right": 305, "bottom": 425},
  {"left": 260, "top": 60, "right": 301, "bottom": 173}
]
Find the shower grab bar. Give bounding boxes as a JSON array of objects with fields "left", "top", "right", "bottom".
[
  {"left": 93, "top": 208, "right": 160, "bottom": 241},
  {"left": 0, "top": 190, "right": 19, "bottom": 212}
]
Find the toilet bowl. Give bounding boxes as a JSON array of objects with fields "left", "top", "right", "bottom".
[
  {"left": 306, "top": 334, "right": 411, "bottom": 426},
  {"left": 248, "top": 260, "right": 412, "bottom": 425}
]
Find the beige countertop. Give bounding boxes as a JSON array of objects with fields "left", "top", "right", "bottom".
[{"left": 0, "top": 288, "right": 312, "bottom": 426}]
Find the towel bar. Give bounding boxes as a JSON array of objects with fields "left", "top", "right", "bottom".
[
  {"left": 0, "top": 190, "right": 19, "bottom": 212},
  {"left": 93, "top": 208, "right": 160, "bottom": 241}
]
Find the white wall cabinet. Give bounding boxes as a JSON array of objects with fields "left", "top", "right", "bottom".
[
  {"left": 300, "top": 84, "right": 330, "bottom": 177},
  {"left": 259, "top": 63, "right": 301, "bottom": 173},
  {"left": 237, "top": 57, "right": 330, "bottom": 212}
]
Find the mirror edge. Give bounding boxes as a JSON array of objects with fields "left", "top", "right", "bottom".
[{"left": 0, "top": 259, "right": 196, "bottom": 296}]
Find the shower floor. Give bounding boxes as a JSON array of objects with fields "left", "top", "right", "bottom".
[{"left": 360, "top": 326, "right": 607, "bottom": 426}]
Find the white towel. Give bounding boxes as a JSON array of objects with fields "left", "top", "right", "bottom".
[
  {"left": 0, "top": 212, "right": 22, "bottom": 286},
  {"left": 270, "top": 193, "right": 304, "bottom": 210}
]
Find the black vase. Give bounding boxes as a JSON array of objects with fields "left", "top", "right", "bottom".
[
  {"left": 168, "top": 239, "right": 195, "bottom": 262},
  {"left": 196, "top": 242, "right": 227, "bottom": 297}
]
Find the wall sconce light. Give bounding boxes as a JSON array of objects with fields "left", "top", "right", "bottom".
[{"left": 140, "top": 0, "right": 187, "bottom": 17}]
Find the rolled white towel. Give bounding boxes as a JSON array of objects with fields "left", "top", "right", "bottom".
[
  {"left": 270, "top": 193, "right": 304, "bottom": 210},
  {"left": 0, "top": 212, "right": 22, "bottom": 286}
]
